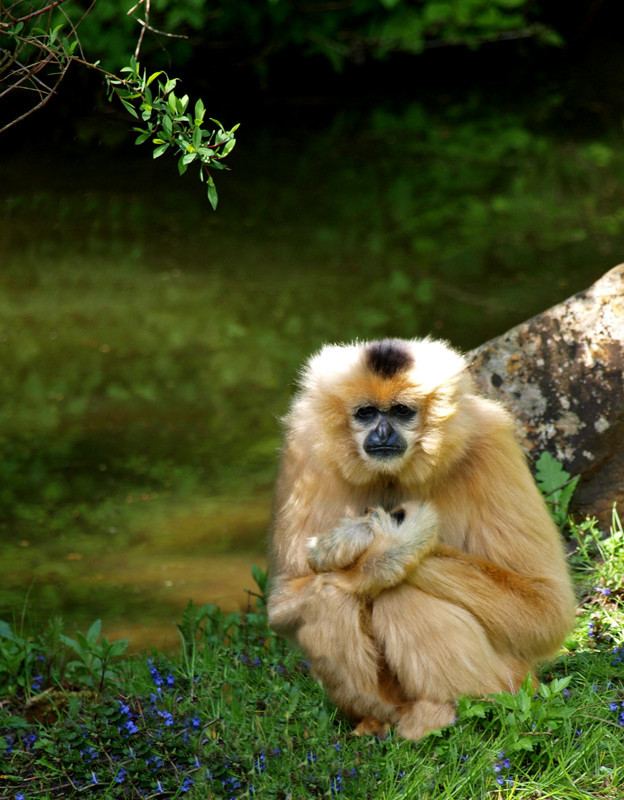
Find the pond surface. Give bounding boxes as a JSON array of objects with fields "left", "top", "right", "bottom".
[{"left": 1, "top": 99, "right": 623, "bottom": 650}]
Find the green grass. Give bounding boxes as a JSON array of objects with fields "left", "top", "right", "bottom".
[{"left": 0, "top": 511, "right": 622, "bottom": 799}]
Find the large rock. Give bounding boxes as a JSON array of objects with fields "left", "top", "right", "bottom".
[{"left": 467, "top": 264, "right": 624, "bottom": 528}]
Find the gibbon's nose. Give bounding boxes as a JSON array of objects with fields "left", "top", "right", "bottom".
[{"left": 375, "top": 418, "right": 392, "bottom": 443}]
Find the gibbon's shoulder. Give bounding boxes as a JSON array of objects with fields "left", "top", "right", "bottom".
[{"left": 297, "top": 337, "right": 470, "bottom": 398}]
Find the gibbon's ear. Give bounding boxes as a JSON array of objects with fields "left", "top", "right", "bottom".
[{"left": 403, "top": 339, "right": 475, "bottom": 460}]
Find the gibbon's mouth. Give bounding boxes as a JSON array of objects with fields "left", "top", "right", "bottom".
[{"left": 365, "top": 446, "right": 406, "bottom": 460}]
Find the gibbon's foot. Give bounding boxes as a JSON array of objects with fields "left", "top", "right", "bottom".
[
  {"left": 351, "top": 717, "right": 390, "bottom": 739},
  {"left": 395, "top": 699, "right": 457, "bottom": 741}
]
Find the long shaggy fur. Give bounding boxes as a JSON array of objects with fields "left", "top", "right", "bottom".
[{"left": 268, "top": 337, "right": 576, "bottom": 740}]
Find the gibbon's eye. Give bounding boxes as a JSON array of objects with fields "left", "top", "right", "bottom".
[
  {"left": 390, "top": 404, "right": 416, "bottom": 420},
  {"left": 354, "top": 406, "right": 378, "bottom": 422}
]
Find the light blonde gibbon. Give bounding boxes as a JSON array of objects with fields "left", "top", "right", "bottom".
[{"left": 267, "top": 337, "right": 576, "bottom": 740}]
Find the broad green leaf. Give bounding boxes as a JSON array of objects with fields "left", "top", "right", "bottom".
[
  {"left": 207, "top": 177, "right": 218, "bottom": 210},
  {"left": 153, "top": 143, "right": 170, "bottom": 158},
  {"left": 161, "top": 115, "right": 173, "bottom": 139},
  {"left": 194, "top": 98, "right": 205, "bottom": 125}
]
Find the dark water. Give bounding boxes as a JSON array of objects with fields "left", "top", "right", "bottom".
[{"left": 2, "top": 87, "right": 623, "bottom": 649}]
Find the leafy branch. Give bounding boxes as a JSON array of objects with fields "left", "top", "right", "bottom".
[
  {"left": 107, "top": 58, "right": 238, "bottom": 210},
  {"left": 0, "top": 0, "right": 237, "bottom": 208}
]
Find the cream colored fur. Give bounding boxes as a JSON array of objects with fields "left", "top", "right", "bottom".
[{"left": 268, "top": 337, "right": 576, "bottom": 740}]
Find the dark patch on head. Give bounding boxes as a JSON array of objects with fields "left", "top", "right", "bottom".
[
  {"left": 365, "top": 339, "right": 413, "bottom": 379},
  {"left": 490, "top": 372, "right": 503, "bottom": 388}
]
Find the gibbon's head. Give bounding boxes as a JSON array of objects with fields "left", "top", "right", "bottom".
[{"left": 287, "top": 337, "right": 478, "bottom": 487}]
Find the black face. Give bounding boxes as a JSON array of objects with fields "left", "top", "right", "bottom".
[{"left": 354, "top": 404, "right": 416, "bottom": 460}]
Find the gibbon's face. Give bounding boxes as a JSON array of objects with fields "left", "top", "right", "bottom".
[
  {"left": 296, "top": 336, "right": 471, "bottom": 486},
  {"left": 351, "top": 403, "right": 417, "bottom": 462},
  {"left": 347, "top": 340, "right": 421, "bottom": 474}
]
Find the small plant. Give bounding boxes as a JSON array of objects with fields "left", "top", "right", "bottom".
[
  {"left": 250, "top": 562, "right": 268, "bottom": 612},
  {"left": 60, "top": 619, "right": 129, "bottom": 692},
  {"left": 459, "top": 673, "right": 573, "bottom": 758},
  {"left": 535, "top": 450, "right": 580, "bottom": 529}
]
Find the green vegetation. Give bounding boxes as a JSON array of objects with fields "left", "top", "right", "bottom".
[
  {"left": 2, "top": 100, "right": 624, "bottom": 637},
  {"left": 1, "top": 493, "right": 623, "bottom": 798}
]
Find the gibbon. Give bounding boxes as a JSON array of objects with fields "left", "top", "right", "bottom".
[{"left": 267, "top": 337, "right": 576, "bottom": 740}]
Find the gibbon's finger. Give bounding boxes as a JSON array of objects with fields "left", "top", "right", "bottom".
[{"left": 389, "top": 506, "right": 406, "bottom": 525}]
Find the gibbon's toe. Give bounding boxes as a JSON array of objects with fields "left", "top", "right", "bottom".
[
  {"left": 351, "top": 717, "right": 390, "bottom": 739},
  {"left": 395, "top": 699, "right": 457, "bottom": 741}
]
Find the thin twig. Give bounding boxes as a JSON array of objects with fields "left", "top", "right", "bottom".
[
  {"left": 0, "top": 58, "right": 70, "bottom": 134},
  {"left": 0, "top": 0, "right": 67, "bottom": 26},
  {"left": 133, "top": 0, "right": 149, "bottom": 60}
]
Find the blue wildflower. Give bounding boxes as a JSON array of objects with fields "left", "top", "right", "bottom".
[
  {"left": 115, "top": 768, "right": 127, "bottom": 784},
  {"left": 158, "top": 710, "right": 174, "bottom": 727}
]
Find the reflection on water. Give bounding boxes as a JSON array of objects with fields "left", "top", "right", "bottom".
[{"left": 7, "top": 496, "right": 270, "bottom": 652}]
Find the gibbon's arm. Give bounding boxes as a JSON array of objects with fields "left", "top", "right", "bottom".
[
  {"left": 408, "top": 543, "right": 575, "bottom": 661},
  {"left": 308, "top": 503, "right": 439, "bottom": 596},
  {"left": 408, "top": 421, "right": 576, "bottom": 661},
  {"left": 267, "top": 443, "right": 364, "bottom": 638}
]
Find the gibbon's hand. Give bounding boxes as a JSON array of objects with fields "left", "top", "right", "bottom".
[
  {"left": 307, "top": 516, "right": 374, "bottom": 572},
  {"left": 308, "top": 502, "right": 439, "bottom": 593},
  {"left": 360, "top": 502, "right": 439, "bottom": 589}
]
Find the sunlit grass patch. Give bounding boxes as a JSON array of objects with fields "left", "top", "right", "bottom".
[{"left": 1, "top": 507, "right": 623, "bottom": 799}]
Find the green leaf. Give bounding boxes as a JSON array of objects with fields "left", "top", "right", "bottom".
[
  {"left": 134, "top": 130, "right": 151, "bottom": 145},
  {"left": 207, "top": 177, "right": 218, "bottom": 210},
  {"left": 0, "top": 620, "right": 20, "bottom": 643},
  {"left": 147, "top": 71, "right": 164, "bottom": 86},
  {"left": 194, "top": 98, "right": 205, "bottom": 125},
  {"left": 153, "top": 143, "right": 170, "bottom": 158},
  {"left": 109, "top": 640, "right": 130, "bottom": 657},
  {"left": 161, "top": 114, "right": 173, "bottom": 139},
  {"left": 86, "top": 619, "right": 102, "bottom": 646},
  {"left": 60, "top": 634, "right": 86, "bottom": 659},
  {"left": 119, "top": 98, "right": 139, "bottom": 119},
  {"left": 192, "top": 126, "right": 202, "bottom": 151},
  {"left": 535, "top": 451, "right": 569, "bottom": 494}
]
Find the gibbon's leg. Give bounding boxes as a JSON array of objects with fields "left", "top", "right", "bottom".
[
  {"left": 269, "top": 575, "right": 399, "bottom": 727},
  {"left": 371, "top": 583, "right": 532, "bottom": 740}
]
